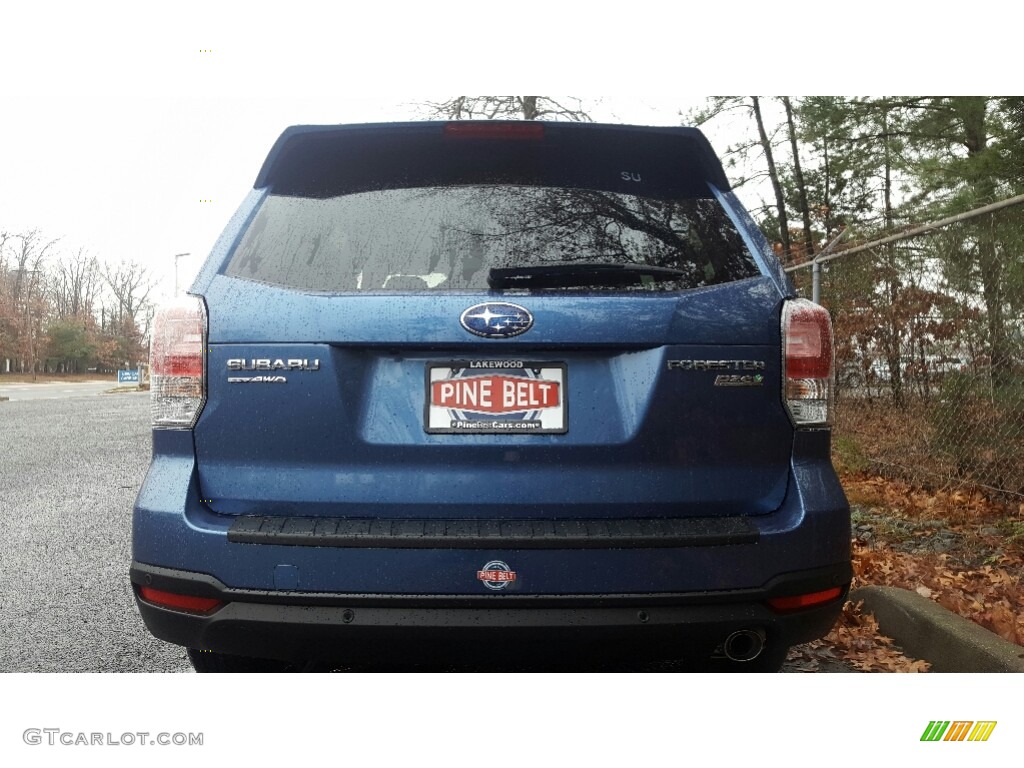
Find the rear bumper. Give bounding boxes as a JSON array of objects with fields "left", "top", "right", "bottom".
[
  {"left": 131, "top": 560, "right": 850, "bottom": 664},
  {"left": 132, "top": 429, "right": 852, "bottom": 662},
  {"left": 133, "top": 430, "right": 850, "bottom": 595}
]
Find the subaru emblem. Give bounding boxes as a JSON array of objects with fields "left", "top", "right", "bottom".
[{"left": 460, "top": 302, "right": 533, "bottom": 339}]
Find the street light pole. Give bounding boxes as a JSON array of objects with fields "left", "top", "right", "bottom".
[{"left": 173, "top": 253, "right": 191, "bottom": 297}]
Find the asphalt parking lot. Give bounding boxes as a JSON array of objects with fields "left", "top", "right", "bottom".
[
  {"left": 0, "top": 392, "right": 189, "bottom": 672},
  {"left": 0, "top": 392, "right": 855, "bottom": 672}
]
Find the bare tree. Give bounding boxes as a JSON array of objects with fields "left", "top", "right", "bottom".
[
  {"left": 101, "top": 260, "right": 156, "bottom": 366},
  {"left": 751, "top": 97, "right": 791, "bottom": 261},
  {"left": 688, "top": 97, "right": 793, "bottom": 258},
  {"left": 0, "top": 231, "right": 14, "bottom": 359},
  {"left": 1, "top": 230, "right": 60, "bottom": 378},
  {"left": 9, "top": 229, "right": 59, "bottom": 305},
  {"left": 50, "top": 248, "right": 101, "bottom": 320},
  {"left": 421, "top": 96, "right": 592, "bottom": 122},
  {"left": 781, "top": 96, "right": 814, "bottom": 259}
]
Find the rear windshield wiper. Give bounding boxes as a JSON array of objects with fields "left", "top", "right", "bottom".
[{"left": 487, "top": 262, "right": 689, "bottom": 289}]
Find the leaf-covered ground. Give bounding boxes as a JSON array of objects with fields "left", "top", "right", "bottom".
[{"left": 786, "top": 472, "right": 1024, "bottom": 672}]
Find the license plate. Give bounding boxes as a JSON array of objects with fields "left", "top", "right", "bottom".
[{"left": 425, "top": 361, "right": 567, "bottom": 434}]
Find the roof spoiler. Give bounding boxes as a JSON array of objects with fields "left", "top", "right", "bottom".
[{"left": 254, "top": 121, "right": 731, "bottom": 193}]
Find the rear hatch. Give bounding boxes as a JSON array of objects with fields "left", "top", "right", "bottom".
[{"left": 191, "top": 122, "right": 792, "bottom": 521}]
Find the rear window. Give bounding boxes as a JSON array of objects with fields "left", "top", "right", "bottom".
[{"left": 225, "top": 185, "right": 760, "bottom": 293}]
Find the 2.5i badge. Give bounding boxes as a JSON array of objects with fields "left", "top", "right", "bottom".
[{"left": 426, "top": 361, "right": 567, "bottom": 434}]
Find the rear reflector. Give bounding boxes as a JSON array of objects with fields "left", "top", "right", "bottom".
[
  {"left": 767, "top": 587, "right": 843, "bottom": 612},
  {"left": 782, "top": 298, "right": 834, "bottom": 425},
  {"left": 443, "top": 122, "right": 545, "bottom": 140},
  {"left": 150, "top": 295, "right": 207, "bottom": 429},
  {"left": 138, "top": 586, "right": 223, "bottom": 614}
]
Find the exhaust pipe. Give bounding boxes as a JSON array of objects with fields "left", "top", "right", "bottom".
[{"left": 723, "top": 629, "right": 765, "bottom": 662}]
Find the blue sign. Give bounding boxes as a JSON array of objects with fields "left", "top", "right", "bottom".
[{"left": 118, "top": 370, "right": 140, "bottom": 384}]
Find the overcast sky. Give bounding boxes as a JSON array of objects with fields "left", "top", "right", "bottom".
[{"left": 1, "top": 2, "right": 1006, "bottom": 305}]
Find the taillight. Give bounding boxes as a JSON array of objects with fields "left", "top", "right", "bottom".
[
  {"left": 443, "top": 122, "right": 545, "bottom": 140},
  {"left": 150, "top": 295, "right": 207, "bottom": 429},
  {"left": 782, "top": 298, "right": 833, "bottom": 426}
]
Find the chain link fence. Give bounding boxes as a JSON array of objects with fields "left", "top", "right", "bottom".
[{"left": 788, "top": 196, "right": 1024, "bottom": 500}]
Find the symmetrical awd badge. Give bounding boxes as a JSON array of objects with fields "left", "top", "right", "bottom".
[
  {"left": 226, "top": 358, "right": 320, "bottom": 384},
  {"left": 460, "top": 302, "right": 533, "bottom": 339}
]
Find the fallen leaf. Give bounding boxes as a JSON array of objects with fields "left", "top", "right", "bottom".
[{"left": 990, "top": 605, "right": 1018, "bottom": 643}]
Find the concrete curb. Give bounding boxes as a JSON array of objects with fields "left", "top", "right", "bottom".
[{"left": 852, "top": 585, "right": 1024, "bottom": 672}]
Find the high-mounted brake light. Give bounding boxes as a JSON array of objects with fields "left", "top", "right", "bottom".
[
  {"left": 443, "top": 122, "right": 545, "bottom": 140},
  {"left": 150, "top": 295, "right": 207, "bottom": 429},
  {"left": 138, "top": 586, "right": 223, "bottom": 614},
  {"left": 782, "top": 298, "right": 834, "bottom": 426}
]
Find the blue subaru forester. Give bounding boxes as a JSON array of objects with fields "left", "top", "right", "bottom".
[{"left": 132, "top": 121, "right": 851, "bottom": 672}]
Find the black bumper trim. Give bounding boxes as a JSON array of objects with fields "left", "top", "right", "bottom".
[
  {"left": 131, "top": 561, "right": 852, "bottom": 608},
  {"left": 226, "top": 514, "right": 759, "bottom": 549},
  {"left": 130, "top": 560, "right": 851, "bottom": 663}
]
